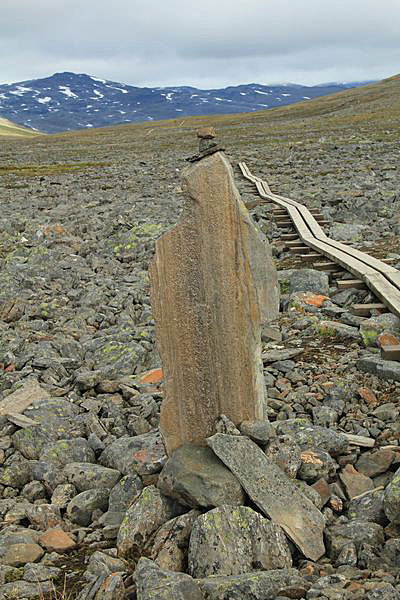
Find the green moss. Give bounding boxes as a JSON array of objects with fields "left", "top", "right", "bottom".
[{"left": 0, "top": 161, "right": 112, "bottom": 178}]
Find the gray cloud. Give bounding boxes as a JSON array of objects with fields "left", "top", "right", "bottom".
[{"left": 0, "top": 0, "right": 399, "bottom": 86}]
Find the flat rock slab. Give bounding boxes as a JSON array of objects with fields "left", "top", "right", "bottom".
[
  {"left": 262, "top": 348, "right": 304, "bottom": 363},
  {"left": 207, "top": 434, "right": 325, "bottom": 561},
  {"left": 0, "top": 379, "right": 50, "bottom": 417}
]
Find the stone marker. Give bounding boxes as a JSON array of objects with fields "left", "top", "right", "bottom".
[
  {"left": 150, "top": 151, "right": 279, "bottom": 454},
  {"left": 207, "top": 433, "right": 325, "bottom": 561}
]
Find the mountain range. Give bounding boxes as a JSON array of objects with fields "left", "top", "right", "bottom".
[{"left": 0, "top": 72, "right": 373, "bottom": 134}]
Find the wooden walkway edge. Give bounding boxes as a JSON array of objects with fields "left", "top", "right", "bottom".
[{"left": 239, "top": 162, "right": 400, "bottom": 318}]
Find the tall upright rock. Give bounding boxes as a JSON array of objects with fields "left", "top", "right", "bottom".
[{"left": 150, "top": 151, "right": 279, "bottom": 455}]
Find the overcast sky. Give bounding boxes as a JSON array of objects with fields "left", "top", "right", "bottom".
[{"left": 1, "top": 0, "right": 399, "bottom": 88}]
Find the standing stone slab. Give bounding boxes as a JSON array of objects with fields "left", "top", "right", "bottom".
[
  {"left": 150, "top": 152, "right": 279, "bottom": 454},
  {"left": 207, "top": 433, "right": 325, "bottom": 561}
]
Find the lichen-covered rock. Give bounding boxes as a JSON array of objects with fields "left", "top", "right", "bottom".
[
  {"left": 39, "top": 438, "right": 95, "bottom": 467},
  {"left": 99, "top": 432, "right": 167, "bottom": 476},
  {"left": 325, "top": 520, "right": 385, "bottom": 560},
  {"left": 198, "top": 568, "right": 309, "bottom": 600},
  {"left": 297, "top": 448, "right": 338, "bottom": 483},
  {"left": 360, "top": 313, "right": 400, "bottom": 347},
  {"left": 188, "top": 505, "right": 292, "bottom": 577},
  {"left": 64, "top": 462, "right": 121, "bottom": 492},
  {"left": 264, "top": 436, "right": 302, "bottom": 478},
  {"left": 66, "top": 489, "right": 109, "bottom": 526},
  {"left": 207, "top": 434, "right": 325, "bottom": 561},
  {"left": 135, "top": 557, "right": 204, "bottom": 600},
  {"left": 151, "top": 510, "right": 201, "bottom": 572},
  {"left": 275, "top": 420, "right": 349, "bottom": 455},
  {"left": 157, "top": 444, "right": 245, "bottom": 508},
  {"left": 288, "top": 269, "right": 329, "bottom": 295},
  {"left": 348, "top": 489, "right": 387, "bottom": 525},
  {"left": 117, "top": 485, "right": 184, "bottom": 561},
  {"left": 239, "top": 420, "right": 274, "bottom": 444},
  {"left": 0, "top": 460, "right": 32, "bottom": 489},
  {"left": 383, "top": 466, "right": 400, "bottom": 523}
]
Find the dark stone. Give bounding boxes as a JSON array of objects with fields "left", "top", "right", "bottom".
[{"left": 157, "top": 444, "right": 245, "bottom": 508}]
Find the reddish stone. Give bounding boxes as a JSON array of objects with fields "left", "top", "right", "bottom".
[
  {"left": 339, "top": 464, "right": 374, "bottom": 499},
  {"left": 311, "top": 478, "right": 331, "bottom": 507},
  {"left": 358, "top": 387, "right": 378, "bottom": 407},
  {"left": 139, "top": 368, "right": 163, "bottom": 384},
  {"left": 304, "top": 293, "right": 328, "bottom": 308},
  {"left": 377, "top": 333, "right": 400, "bottom": 348},
  {"left": 39, "top": 528, "right": 76, "bottom": 554}
]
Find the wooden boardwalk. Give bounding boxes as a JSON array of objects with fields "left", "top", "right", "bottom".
[{"left": 239, "top": 162, "right": 400, "bottom": 319}]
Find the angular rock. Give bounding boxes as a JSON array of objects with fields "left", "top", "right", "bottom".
[
  {"left": 289, "top": 268, "right": 329, "bottom": 295},
  {"left": 39, "top": 528, "right": 76, "bottom": 553},
  {"left": 356, "top": 449, "right": 394, "bottom": 478},
  {"left": 339, "top": 464, "right": 374, "bottom": 499},
  {"left": 207, "top": 434, "right": 325, "bottom": 560},
  {"left": 348, "top": 489, "right": 387, "bottom": 525},
  {"left": 39, "top": 438, "right": 95, "bottom": 467},
  {"left": 198, "top": 568, "right": 309, "bottom": 600},
  {"left": 66, "top": 489, "right": 109, "bottom": 526},
  {"left": 135, "top": 557, "right": 204, "bottom": 600},
  {"left": 239, "top": 419, "right": 274, "bottom": 444},
  {"left": 383, "top": 466, "right": 400, "bottom": 523},
  {"left": 325, "top": 520, "right": 384, "bottom": 560},
  {"left": 99, "top": 432, "right": 167, "bottom": 476},
  {"left": 356, "top": 356, "right": 400, "bottom": 382},
  {"left": 150, "top": 152, "right": 279, "bottom": 454},
  {"left": 298, "top": 448, "right": 338, "bottom": 483},
  {"left": 0, "top": 379, "right": 50, "bottom": 417},
  {"left": 157, "top": 444, "right": 245, "bottom": 508},
  {"left": 275, "top": 420, "right": 349, "bottom": 455},
  {"left": 151, "top": 510, "right": 201, "bottom": 572},
  {"left": 117, "top": 485, "right": 184, "bottom": 561},
  {"left": 188, "top": 505, "right": 292, "bottom": 577},
  {"left": 0, "top": 543, "right": 44, "bottom": 567},
  {"left": 64, "top": 462, "right": 121, "bottom": 492}
]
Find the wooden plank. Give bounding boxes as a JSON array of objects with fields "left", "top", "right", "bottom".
[
  {"left": 337, "top": 279, "right": 366, "bottom": 290},
  {"left": 313, "top": 261, "right": 339, "bottom": 271},
  {"left": 381, "top": 345, "right": 400, "bottom": 361},
  {"left": 280, "top": 233, "right": 298, "bottom": 240},
  {"left": 352, "top": 303, "right": 387, "bottom": 316}
]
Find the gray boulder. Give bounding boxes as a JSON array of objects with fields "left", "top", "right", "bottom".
[
  {"left": 289, "top": 269, "right": 329, "bottom": 295},
  {"left": 64, "top": 462, "right": 121, "bottom": 492},
  {"left": 135, "top": 557, "right": 203, "bottom": 600},
  {"left": 66, "top": 489, "right": 109, "bottom": 526},
  {"left": 188, "top": 505, "right": 292, "bottom": 577},
  {"left": 157, "top": 444, "right": 245, "bottom": 508},
  {"left": 198, "top": 568, "right": 309, "bottom": 600},
  {"left": 325, "top": 519, "right": 384, "bottom": 560},
  {"left": 275, "top": 420, "right": 349, "bottom": 455},
  {"left": 99, "top": 432, "right": 167, "bottom": 476},
  {"left": 383, "top": 467, "right": 400, "bottom": 523},
  {"left": 117, "top": 485, "right": 184, "bottom": 561}
]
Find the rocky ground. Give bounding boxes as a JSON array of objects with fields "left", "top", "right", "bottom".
[{"left": 0, "top": 100, "right": 400, "bottom": 599}]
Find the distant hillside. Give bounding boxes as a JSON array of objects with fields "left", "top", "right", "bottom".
[
  {"left": 0, "top": 116, "right": 41, "bottom": 137},
  {"left": 0, "top": 72, "right": 372, "bottom": 133}
]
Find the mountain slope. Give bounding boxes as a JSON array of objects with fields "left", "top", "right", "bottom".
[
  {"left": 0, "top": 72, "right": 371, "bottom": 133},
  {"left": 0, "top": 116, "right": 41, "bottom": 137}
]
